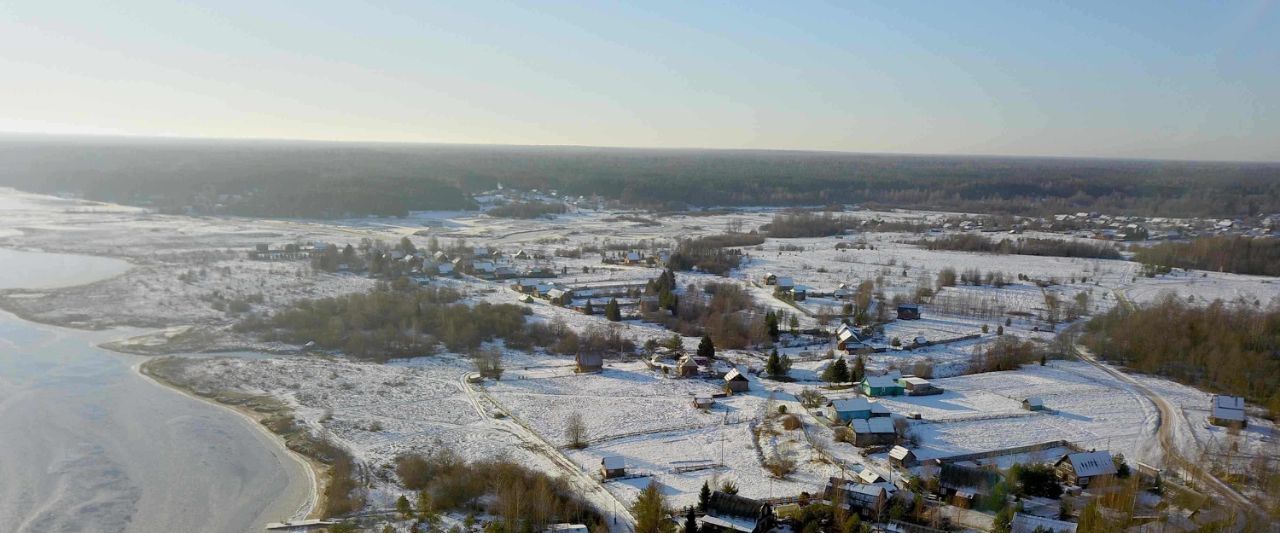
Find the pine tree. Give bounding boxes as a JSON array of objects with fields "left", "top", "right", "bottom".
[
  {"left": 605, "top": 298, "right": 622, "bottom": 322},
  {"left": 633, "top": 480, "right": 674, "bottom": 533},
  {"left": 789, "top": 314, "right": 800, "bottom": 336},
  {"left": 823, "top": 358, "right": 850, "bottom": 383},
  {"left": 396, "top": 494, "right": 413, "bottom": 519},
  {"left": 684, "top": 507, "right": 699, "bottom": 533},
  {"left": 697, "top": 335, "right": 715, "bottom": 360},
  {"left": 766, "top": 349, "right": 783, "bottom": 378},
  {"left": 583, "top": 299, "right": 594, "bottom": 315},
  {"left": 851, "top": 355, "right": 866, "bottom": 383},
  {"left": 765, "top": 311, "right": 780, "bottom": 339},
  {"left": 698, "top": 481, "right": 711, "bottom": 512}
]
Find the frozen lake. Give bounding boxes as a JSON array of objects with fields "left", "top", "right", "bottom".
[{"left": 0, "top": 248, "right": 311, "bottom": 533}]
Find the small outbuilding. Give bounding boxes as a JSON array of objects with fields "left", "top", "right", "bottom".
[
  {"left": 576, "top": 352, "right": 603, "bottom": 373},
  {"left": 835, "top": 323, "right": 864, "bottom": 351},
  {"left": 693, "top": 395, "right": 715, "bottom": 409},
  {"left": 1210, "top": 395, "right": 1247, "bottom": 428},
  {"left": 889, "top": 445, "right": 917, "bottom": 467},
  {"left": 676, "top": 354, "right": 701, "bottom": 378},
  {"left": 724, "top": 368, "right": 750, "bottom": 392},
  {"left": 897, "top": 304, "right": 922, "bottom": 320},
  {"left": 601, "top": 456, "right": 626, "bottom": 479},
  {"left": 900, "top": 376, "right": 942, "bottom": 396},
  {"left": 1022, "top": 397, "right": 1046, "bottom": 411}
]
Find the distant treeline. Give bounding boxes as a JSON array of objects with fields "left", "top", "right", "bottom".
[
  {"left": 485, "top": 200, "right": 566, "bottom": 219},
  {"left": 3, "top": 136, "right": 1279, "bottom": 218},
  {"left": 910, "top": 234, "right": 1123, "bottom": 260},
  {"left": 1082, "top": 295, "right": 1280, "bottom": 418},
  {"left": 1133, "top": 236, "right": 1280, "bottom": 277}
]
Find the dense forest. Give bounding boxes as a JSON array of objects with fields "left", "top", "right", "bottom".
[
  {"left": 1081, "top": 295, "right": 1280, "bottom": 418},
  {"left": 1132, "top": 236, "right": 1280, "bottom": 277},
  {"left": 2, "top": 135, "right": 1278, "bottom": 218},
  {"left": 910, "top": 234, "right": 1123, "bottom": 260}
]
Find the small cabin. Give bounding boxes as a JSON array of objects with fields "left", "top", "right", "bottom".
[
  {"left": 576, "top": 352, "right": 603, "bottom": 373},
  {"left": 724, "top": 368, "right": 750, "bottom": 392},
  {"left": 693, "top": 395, "right": 715, "bottom": 409},
  {"left": 1022, "top": 397, "right": 1045, "bottom": 411},
  {"left": 889, "top": 445, "right": 917, "bottom": 467},
  {"left": 763, "top": 273, "right": 778, "bottom": 285},
  {"left": 601, "top": 456, "right": 626, "bottom": 479},
  {"left": 850, "top": 418, "right": 896, "bottom": 446},
  {"left": 676, "top": 354, "right": 701, "bottom": 378},
  {"left": 1209, "top": 395, "right": 1247, "bottom": 428}
]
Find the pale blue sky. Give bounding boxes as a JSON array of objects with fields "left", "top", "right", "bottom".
[{"left": 1, "top": 1, "right": 1277, "bottom": 161}]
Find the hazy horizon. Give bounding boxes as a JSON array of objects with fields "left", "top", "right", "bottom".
[{"left": 2, "top": 1, "right": 1278, "bottom": 162}]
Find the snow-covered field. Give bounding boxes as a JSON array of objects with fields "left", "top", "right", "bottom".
[{"left": 4, "top": 186, "right": 1279, "bottom": 517}]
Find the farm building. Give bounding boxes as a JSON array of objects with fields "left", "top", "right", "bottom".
[
  {"left": 1209, "top": 395, "right": 1247, "bottom": 428},
  {"left": 1022, "top": 397, "right": 1046, "bottom": 411},
  {"left": 698, "top": 491, "right": 776, "bottom": 533},
  {"left": 826, "top": 397, "right": 872, "bottom": 423},
  {"left": 1011, "top": 513, "right": 1077, "bottom": 533},
  {"left": 900, "top": 376, "right": 942, "bottom": 396},
  {"left": 775, "top": 277, "right": 795, "bottom": 291},
  {"left": 1054, "top": 451, "right": 1116, "bottom": 488},
  {"left": 724, "top": 368, "right": 750, "bottom": 392},
  {"left": 850, "top": 417, "right": 897, "bottom": 446},
  {"left": 889, "top": 446, "right": 917, "bottom": 467},
  {"left": 858, "top": 468, "right": 884, "bottom": 484},
  {"left": 692, "top": 395, "right": 715, "bottom": 409},
  {"left": 861, "top": 375, "right": 905, "bottom": 397},
  {"left": 897, "top": 304, "right": 922, "bottom": 320},
  {"left": 575, "top": 352, "right": 603, "bottom": 373},
  {"left": 676, "top": 354, "right": 701, "bottom": 377},
  {"left": 790, "top": 284, "right": 809, "bottom": 301},
  {"left": 600, "top": 456, "right": 626, "bottom": 479}
]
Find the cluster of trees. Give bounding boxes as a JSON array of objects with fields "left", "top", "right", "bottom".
[
  {"left": 394, "top": 447, "right": 604, "bottom": 533},
  {"left": 666, "top": 234, "right": 759, "bottom": 275},
  {"left": 643, "top": 279, "right": 768, "bottom": 349},
  {"left": 822, "top": 355, "right": 865, "bottom": 383},
  {"left": 764, "top": 212, "right": 863, "bottom": 238},
  {"left": 236, "top": 284, "right": 535, "bottom": 360},
  {"left": 1082, "top": 295, "right": 1280, "bottom": 416},
  {"left": 765, "top": 348, "right": 793, "bottom": 379},
  {"left": 485, "top": 200, "right": 567, "bottom": 219},
  {"left": 1133, "top": 236, "right": 1280, "bottom": 277},
  {"left": 912, "top": 234, "right": 1121, "bottom": 260},
  {"left": 969, "top": 336, "right": 1044, "bottom": 374}
]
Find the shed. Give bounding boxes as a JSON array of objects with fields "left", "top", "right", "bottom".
[
  {"left": 835, "top": 323, "right": 863, "bottom": 351},
  {"left": 850, "top": 417, "right": 896, "bottom": 446},
  {"left": 1054, "top": 451, "right": 1116, "bottom": 488},
  {"left": 576, "top": 352, "right": 603, "bottom": 373},
  {"left": 900, "top": 376, "right": 942, "bottom": 396},
  {"left": 693, "top": 395, "right": 715, "bottom": 409},
  {"left": 775, "top": 277, "right": 795, "bottom": 290},
  {"left": 1022, "top": 397, "right": 1045, "bottom": 411},
  {"left": 676, "top": 354, "right": 701, "bottom": 377},
  {"left": 763, "top": 273, "right": 778, "bottom": 285},
  {"left": 889, "top": 445, "right": 917, "bottom": 467},
  {"left": 1209, "top": 395, "right": 1247, "bottom": 428},
  {"left": 600, "top": 456, "right": 626, "bottom": 479},
  {"left": 724, "top": 368, "right": 750, "bottom": 392},
  {"left": 897, "top": 304, "right": 922, "bottom": 320}
]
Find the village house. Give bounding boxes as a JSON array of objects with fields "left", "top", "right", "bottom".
[
  {"left": 826, "top": 397, "right": 872, "bottom": 423},
  {"left": 835, "top": 323, "right": 864, "bottom": 351},
  {"left": 763, "top": 273, "right": 778, "bottom": 285},
  {"left": 861, "top": 374, "right": 905, "bottom": 397},
  {"left": 1209, "top": 395, "right": 1247, "bottom": 428},
  {"left": 1054, "top": 450, "right": 1117, "bottom": 488},
  {"left": 850, "top": 417, "right": 897, "bottom": 446},
  {"left": 897, "top": 303, "right": 922, "bottom": 320},
  {"left": 1011, "top": 513, "right": 1077, "bottom": 533},
  {"left": 824, "top": 477, "right": 890, "bottom": 519},
  {"left": 698, "top": 491, "right": 776, "bottom": 533},
  {"left": 600, "top": 456, "right": 626, "bottom": 479},
  {"left": 724, "top": 368, "right": 750, "bottom": 393}
]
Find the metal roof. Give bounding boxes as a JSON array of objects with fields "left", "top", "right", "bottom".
[
  {"left": 1212, "top": 395, "right": 1246, "bottom": 421},
  {"left": 829, "top": 397, "right": 871, "bottom": 412},
  {"left": 1062, "top": 451, "right": 1116, "bottom": 478},
  {"left": 601, "top": 456, "right": 625, "bottom": 470}
]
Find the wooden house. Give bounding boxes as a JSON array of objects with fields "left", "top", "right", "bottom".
[
  {"left": 823, "top": 478, "right": 888, "bottom": 519},
  {"left": 826, "top": 397, "right": 872, "bottom": 423},
  {"left": 851, "top": 418, "right": 896, "bottom": 446},
  {"left": 698, "top": 491, "right": 776, "bottom": 533},
  {"left": 724, "top": 368, "right": 750, "bottom": 392},
  {"left": 1022, "top": 397, "right": 1045, "bottom": 411},
  {"left": 1054, "top": 451, "right": 1116, "bottom": 488},
  {"left": 861, "top": 375, "right": 905, "bottom": 397},
  {"left": 889, "top": 445, "right": 917, "bottom": 467},
  {"left": 676, "top": 354, "right": 700, "bottom": 377}
]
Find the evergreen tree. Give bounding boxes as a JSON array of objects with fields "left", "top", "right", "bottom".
[
  {"left": 605, "top": 298, "right": 622, "bottom": 322},
  {"left": 684, "top": 507, "right": 699, "bottom": 533},
  {"left": 697, "top": 335, "right": 715, "bottom": 360},
  {"left": 698, "top": 481, "right": 711, "bottom": 512},
  {"left": 851, "top": 355, "right": 866, "bottom": 382},
  {"left": 823, "top": 358, "right": 850, "bottom": 383},
  {"left": 633, "top": 480, "right": 674, "bottom": 533},
  {"left": 992, "top": 504, "right": 1014, "bottom": 533},
  {"left": 765, "top": 311, "right": 780, "bottom": 340},
  {"left": 583, "top": 299, "right": 594, "bottom": 315},
  {"left": 766, "top": 349, "right": 783, "bottom": 378},
  {"left": 789, "top": 314, "right": 800, "bottom": 336},
  {"left": 396, "top": 494, "right": 413, "bottom": 519}
]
